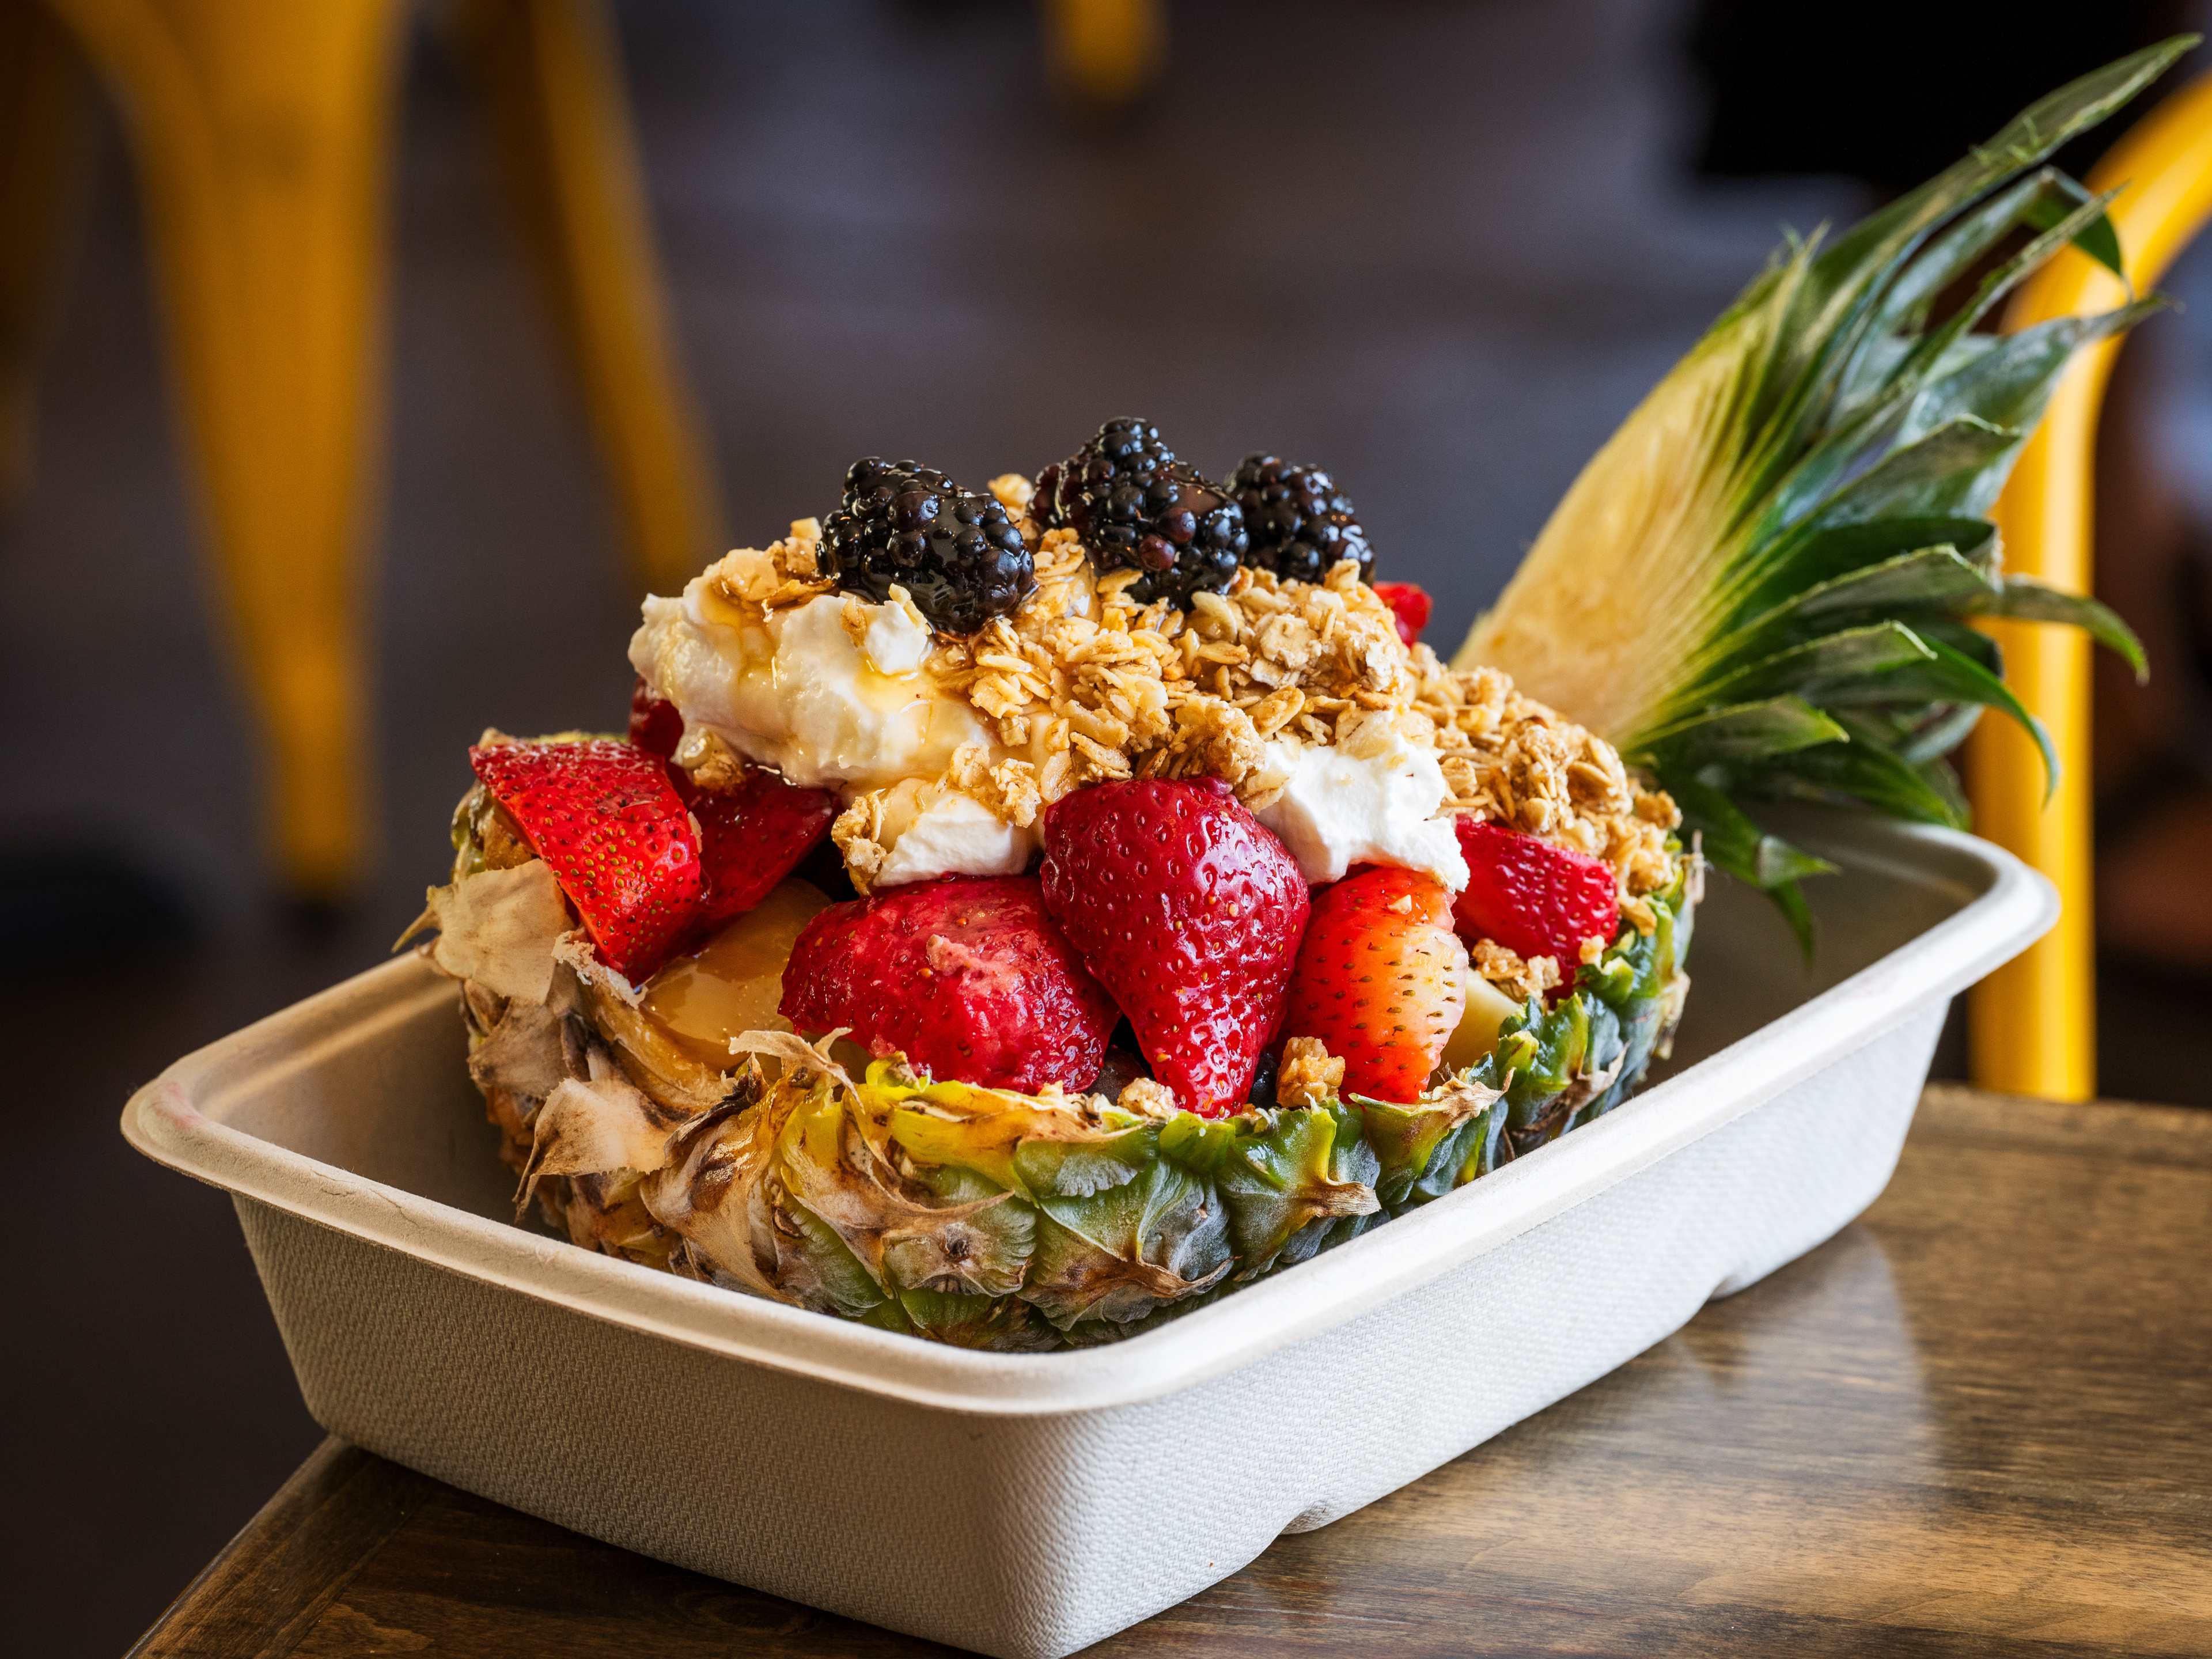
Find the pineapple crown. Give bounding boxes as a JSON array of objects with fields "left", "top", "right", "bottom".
[{"left": 1461, "top": 40, "right": 2192, "bottom": 946}]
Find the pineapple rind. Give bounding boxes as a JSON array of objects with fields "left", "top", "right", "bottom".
[{"left": 468, "top": 864, "right": 1694, "bottom": 1351}]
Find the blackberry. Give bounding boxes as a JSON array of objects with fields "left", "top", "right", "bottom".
[
  {"left": 1229, "top": 454, "right": 1372, "bottom": 584},
  {"left": 1034, "top": 417, "right": 1247, "bottom": 607},
  {"left": 821, "top": 457, "right": 1035, "bottom": 635}
]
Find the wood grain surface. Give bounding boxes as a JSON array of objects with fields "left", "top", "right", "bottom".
[{"left": 130, "top": 1086, "right": 2212, "bottom": 1659}]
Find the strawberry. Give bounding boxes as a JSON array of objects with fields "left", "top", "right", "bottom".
[
  {"left": 468, "top": 739, "right": 703, "bottom": 982},
  {"left": 1282, "top": 866, "right": 1469, "bottom": 1103},
  {"left": 1370, "top": 581, "right": 1431, "bottom": 647},
  {"left": 1040, "top": 778, "right": 1309, "bottom": 1116},
  {"left": 1450, "top": 816, "right": 1620, "bottom": 968},
  {"left": 628, "top": 675, "right": 684, "bottom": 757},
  {"left": 683, "top": 766, "right": 837, "bottom": 931},
  {"left": 779, "top": 876, "right": 1118, "bottom": 1092}
]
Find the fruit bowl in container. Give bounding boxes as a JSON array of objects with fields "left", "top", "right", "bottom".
[
  {"left": 123, "top": 41, "right": 2179, "bottom": 1659},
  {"left": 124, "top": 813, "right": 2048, "bottom": 1658}
]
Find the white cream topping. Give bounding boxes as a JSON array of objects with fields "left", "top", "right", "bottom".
[
  {"left": 870, "top": 778, "right": 1038, "bottom": 888},
  {"left": 632, "top": 557, "right": 1467, "bottom": 893},
  {"left": 630, "top": 581, "right": 987, "bottom": 794},
  {"left": 1257, "top": 717, "right": 1469, "bottom": 891},
  {"left": 424, "top": 861, "right": 572, "bottom": 1005},
  {"left": 862, "top": 598, "right": 931, "bottom": 675}
]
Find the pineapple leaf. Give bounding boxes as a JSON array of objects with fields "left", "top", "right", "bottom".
[
  {"left": 2020, "top": 171, "right": 2129, "bottom": 284},
  {"left": 1896, "top": 703, "right": 1988, "bottom": 766},
  {"left": 1711, "top": 546, "right": 2000, "bottom": 665},
  {"left": 1888, "top": 187, "right": 2126, "bottom": 403},
  {"left": 1977, "top": 575, "right": 2149, "bottom": 680},
  {"left": 1459, "top": 40, "right": 2194, "bottom": 945},
  {"left": 1723, "top": 516, "right": 1996, "bottom": 622},
  {"left": 1903, "top": 300, "right": 2165, "bottom": 450},
  {"left": 1635, "top": 696, "right": 1849, "bottom": 764},
  {"left": 1750, "top": 728, "right": 1973, "bottom": 830},
  {"left": 1668, "top": 775, "right": 1836, "bottom": 889},
  {"left": 1686, "top": 620, "right": 1937, "bottom": 714},
  {"left": 1770, "top": 880, "right": 1818, "bottom": 959},
  {"left": 1748, "top": 38, "right": 2190, "bottom": 449},
  {"left": 1917, "top": 753, "right": 1975, "bottom": 825},
  {"left": 1668, "top": 774, "right": 1831, "bottom": 955},
  {"left": 1797, "top": 414, "right": 2020, "bottom": 532},
  {"left": 1842, "top": 170, "right": 2126, "bottom": 413},
  {"left": 1824, "top": 630, "right": 2059, "bottom": 799}
]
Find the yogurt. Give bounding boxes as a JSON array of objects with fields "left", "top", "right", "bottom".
[
  {"left": 630, "top": 577, "right": 986, "bottom": 794},
  {"left": 1257, "top": 718, "right": 1468, "bottom": 891}
]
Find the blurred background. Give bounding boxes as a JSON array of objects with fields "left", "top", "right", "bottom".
[{"left": 7, "top": 1, "right": 2211, "bottom": 1652}]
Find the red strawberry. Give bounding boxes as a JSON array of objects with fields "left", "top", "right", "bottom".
[
  {"left": 1282, "top": 866, "right": 1469, "bottom": 1103},
  {"left": 1371, "top": 581, "right": 1431, "bottom": 647},
  {"left": 628, "top": 675, "right": 684, "bottom": 756},
  {"left": 1451, "top": 816, "right": 1620, "bottom": 967},
  {"left": 468, "top": 739, "right": 703, "bottom": 982},
  {"left": 779, "top": 876, "right": 1118, "bottom": 1092},
  {"left": 683, "top": 766, "right": 837, "bottom": 931},
  {"left": 1040, "top": 778, "right": 1309, "bottom": 1116}
]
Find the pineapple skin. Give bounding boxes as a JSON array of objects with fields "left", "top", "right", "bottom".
[{"left": 461, "top": 863, "right": 1695, "bottom": 1352}]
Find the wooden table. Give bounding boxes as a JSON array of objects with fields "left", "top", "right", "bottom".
[{"left": 132, "top": 1086, "right": 2212, "bottom": 1658}]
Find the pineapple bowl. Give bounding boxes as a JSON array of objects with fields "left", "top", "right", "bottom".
[{"left": 411, "top": 44, "right": 2173, "bottom": 1353}]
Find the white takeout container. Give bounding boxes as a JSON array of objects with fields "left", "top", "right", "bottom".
[{"left": 123, "top": 814, "right": 2052, "bottom": 1658}]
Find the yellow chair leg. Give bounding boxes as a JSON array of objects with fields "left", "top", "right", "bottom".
[
  {"left": 44, "top": 0, "right": 404, "bottom": 897},
  {"left": 1968, "top": 70, "right": 2212, "bottom": 1099},
  {"left": 0, "top": 2, "right": 97, "bottom": 506},
  {"left": 1043, "top": 0, "right": 1165, "bottom": 108},
  {"left": 457, "top": 0, "right": 723, "bottom": 597}
]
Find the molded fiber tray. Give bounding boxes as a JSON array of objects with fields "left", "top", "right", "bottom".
[{"left": 123, "top": 815, "right": 2052, "bottom": 1657}]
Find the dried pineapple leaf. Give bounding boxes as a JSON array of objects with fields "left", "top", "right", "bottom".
[
  {"left": 519, "top": 1047, "right": 694, "bottom": 1212},
  {"left": 730, "top": 1028, "right": 857, "bottom": 1094},
  {"left": 421, "top": 861, "right": 570, "bottom": 1006},
  {"left": 642, "top": 1082, "right": 792, "bottom": 1302},
  {"left": 467, "top": 999, "right": 570, "bottom": 1106}
]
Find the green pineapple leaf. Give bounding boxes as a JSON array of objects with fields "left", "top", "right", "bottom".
[{"left": 1458, "top": 37, "right": 2191, "bottom": 940}]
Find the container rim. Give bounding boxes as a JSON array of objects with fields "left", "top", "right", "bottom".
[{"left": 123, "top": 818, "right": 2053, "bottom": 1416}]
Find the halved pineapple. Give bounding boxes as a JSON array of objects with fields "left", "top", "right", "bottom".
[{"left": 434, "top": 42, "right": 2187, "bottom": 1347}]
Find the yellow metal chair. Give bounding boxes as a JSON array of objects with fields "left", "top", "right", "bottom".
[
  {"left": 1042, "top": 0, "right": 1164, "bottom": 108},
  {"left": 3, "top": 0, "right": 721, "bottom": 898},
  {"left": 1968, "top": 70, "right": 2212, "bottom": 1099}
]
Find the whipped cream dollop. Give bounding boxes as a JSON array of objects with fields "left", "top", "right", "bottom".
[
  {"left": 630, "top": 568, "right": 986, "bottom": 794},
  {"left": 1257, "top": 715, "right": 1469, "bottom": 892},
  {"left": 868, "top": 779, "right": 1037, "bottom": 888},
  {"left": 633, "top": 543, "right": 1471, "bottom": 893}
]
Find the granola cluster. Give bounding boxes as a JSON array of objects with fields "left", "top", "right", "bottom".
[
  {"left": 1472, "top": 937, "right": 1562, "bottom": 1005},
  {"left": 932, "top": 486, "right": 1679, "bottom": 903},
  {"left": 702, "top": 517, "right": 828, "bottom": 610},
  {"left": 680, "top": 479, "right": 1684, "bottom": 965},
  {"left": 1416, "top": 662, "right": 1682, "bottom": 933},
  {"left": 926, "top": 529, "right": 1421, "bottom": 812}
]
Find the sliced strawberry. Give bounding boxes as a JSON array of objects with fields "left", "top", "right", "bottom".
[
  {"left": 1371, "top": 581, "right": 1431, "bottom": 647},
  {"left": 628, "top": 675, "right": 684, "bottom": 757},
  {"left": 684, "top": 766, "right": 837, "bottom": 931},
  {"left": 1451, "top": 816, "right": 1620, "bottom": 967},
  {"left": 1040, "top": 778, "right": 1309, "bottom": 1116},
  {"left": 1282, "top": 866, "right": 1468, "bottom": 1103},
  {"left": 468, "top": 739, "right": 703, "bottom": 982},
  {"left": 779, "top": 876, "right": 1118, "bottom": 1092}
]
